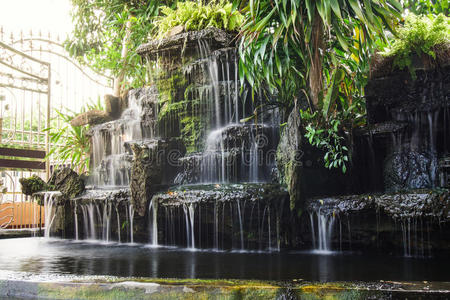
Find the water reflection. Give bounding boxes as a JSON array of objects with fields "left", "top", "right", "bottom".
[{"left": 0, "top": 238, "right": 448, "bottom": 282}]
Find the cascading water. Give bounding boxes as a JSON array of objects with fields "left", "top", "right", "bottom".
[
  {"left": 129, "top": 204, "right": 135, "bottom": 244},
  {"left": 89, "top": 89, "right": 151, "bottom": 187},
  {"left": 43, "top": 191, "right": 60, "bottom": 238},
  {"left": 151, "top": 183, "right": 286, "bottom": 251},
  {"left": 310, "top": 208, "right": 336, "bottom": 253},
  {"left": 148, "top": 199, "right": 158, "bottom": 246},
  {"left": 74, "top": 206, "right": 79, "bottom": 240}
]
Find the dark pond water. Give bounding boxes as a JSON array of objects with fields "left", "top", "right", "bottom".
[{"left": 0, "top": 238, "right": 448, "bottom": 282}]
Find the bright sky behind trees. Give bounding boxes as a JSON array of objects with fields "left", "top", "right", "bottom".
[{"left": 0, "top": 0, "right": 72, "bottom": 35}]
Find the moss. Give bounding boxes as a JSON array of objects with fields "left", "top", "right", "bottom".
[
  {"left": 130, "top": 278, "right": 275, "bottom": 287},
  {"left": 19, "top": 175, "right": 47, "bottom": 196},
  {"left": 155, "top": 65, "right": 208, "bottom": 153}
]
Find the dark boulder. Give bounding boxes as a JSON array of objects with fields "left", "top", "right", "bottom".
[
  {"left": 19, "top": 175, "right": 47, "bottom": 196},
  {"left": 383, "top": 151, "right": 437, "bottom": 192},
  {"left": 48, "top": 167, "right": 85, "bottom": 198},
  {"left": 276, "top": 106, "right": 303, "bottom": 210},
  {"left": 129, "top": 139, "right": 185, "bottom": 216}
]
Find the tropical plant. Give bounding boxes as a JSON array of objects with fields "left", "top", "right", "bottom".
[
  {"left": 237, "top": 0, "right": 402, "bottom": 109},
  {"left": 45, "top": 100, "right": 103, "bottom": 174},
  {"left": 237, "top": 0, "right": 401, "bottom": 172},
  {"left": 404, "top": 0, "right": 449, "bottom": 16},
  {"left": 380, "top": 13, "right": 450, "bottom": 78},
  {"left": 154, "top": 0, "right": 244, "bottom": 39}
]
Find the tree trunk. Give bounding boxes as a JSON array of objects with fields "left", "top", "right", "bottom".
[
  {"left": 113, "top": 17, "right": 133, "bottom": 97},
  {"left": 308, "top": 11, "right": 324, "bottom": 109}
]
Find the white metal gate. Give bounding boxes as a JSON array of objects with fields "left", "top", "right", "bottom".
[{"left": 0, "top": 28, "right": 113, "bottom": 229}]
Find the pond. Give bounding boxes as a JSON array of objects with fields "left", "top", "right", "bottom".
[{"left": 0, "top": 237, "right": 448, "bottom": 282}]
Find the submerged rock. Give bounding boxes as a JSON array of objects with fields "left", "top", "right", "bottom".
[{"left": 48, "top": 167, "right": 85, "bottom": 198}]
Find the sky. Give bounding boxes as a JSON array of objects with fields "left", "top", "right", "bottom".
[{"left": 0, "top": 0, "right": 72, "bottom": 37}]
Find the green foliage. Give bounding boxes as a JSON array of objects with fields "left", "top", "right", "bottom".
[
  {"left": 237, "top": 0, "right": 401, "bottom": 173},
  {"left": 404, "top": 0, "right": 449, "bottom": 15},
  {"left": 153, "top": 1, "right": 243, "bottom": 39},
  {"left": 65, "top": 0, "right": 162, "bottom": 90},
  {"left": 381, "top": 13, "right": 450, "bottom": 78},
  {"left": 302, "top": 111, "right": 349, "bottom": 173},
  {"left": 237, "top": 0, "right": 402, "bottom": 107},
  {"left": 45, "top": 101, "right": 102, "bottom": 174}
]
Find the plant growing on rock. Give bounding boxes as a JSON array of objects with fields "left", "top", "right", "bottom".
[
  {"left": 153, "top": 1, "right": 243, "bottom": 39},
  {"left": 380, "top": 13, "right": 450, "bottom": 78}
]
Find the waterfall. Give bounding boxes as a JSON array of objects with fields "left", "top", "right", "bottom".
[
  {"left": 213, "top": 202, "right": 219, "bottom": 250},
  {"left": 249, "top": 138, "right": 259, "bottom": 183},
  {"left": 188, "top": 203, "right": 196, "bottom": 249},
  {"left": 81, "top": 205, "right": 88, "bottom": 239},
  {"left": 89, "top": 89, "right": 150, "bottom": 187},
  {"left": 149, "top": 199, "right": 158, "bottom": 246},
  {"left": 102, "top": 202, "right": 112, "bottom": 242},
  {"left": 129, "top": 204, "right": 135, "bottom": 244},
  {"left": 400, "top": 217, "right": 428, "bottom": 257},
  {"left": 43, "top": 192, "right": 59, "bottom": 238},
  {"left": 74, "top": 205, "right": 79, "bottom": 241},
  {"left": 88, "top": 203, "right": 97, "bottom": 240},
  {"left": 310, "top": 208, "right": 336, "bottom": 253},
  {"left": 310, "top": 213, "right": 316, "bottom": 249},
  {"left": 115, "top": 206, "right": 121, "bottom": 243},
  {"left": 236, "top": 200, "right": 244, "bottom": 250}
]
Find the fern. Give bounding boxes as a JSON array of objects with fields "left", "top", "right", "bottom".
[
  {"left": 154, "top": 1, "right": 243, "bottom": 39},
  {"left": 381, "top": 14, "right": 450, "bottom": 77}
]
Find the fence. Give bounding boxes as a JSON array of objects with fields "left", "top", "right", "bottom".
[{"left": 0, "top": 27, "right": 113, "bottom": 230}]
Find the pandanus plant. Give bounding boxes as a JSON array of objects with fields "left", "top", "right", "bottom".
[
  {"left": 237, "top": 0, "right": 402, "bottom": 109},
  {"left": 236, "top": 0, "right": 402, "bottom": 172}
]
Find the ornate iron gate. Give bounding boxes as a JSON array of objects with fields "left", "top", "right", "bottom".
[
  {"left": 0, "top": 28, "right": 113, "bottom": 229},
  {"left": 0, "top": 40, "right": 50, "bottom": 229}
]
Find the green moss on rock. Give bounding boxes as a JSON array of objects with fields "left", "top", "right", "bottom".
[
  {"left": 19, "top": 175, "right": 47, "bottom": 196},
  {"left": 48, "top": 167, "right": 85, "bottom": 198}
]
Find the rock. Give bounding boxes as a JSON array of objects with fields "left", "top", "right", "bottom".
[
  {"left": 129, "top": 139, "right": 186, "bottom": 216},
  {"left": 48, "top": 167, "right": 85, "bottom": 198},
  {"left": 19, "top": 175, "right": 47, "bottom": 196},
  {"left": 167, "top": 25, "right": 184, "bottom": 37},
  {"left": 153, "top": 183, "right": 288, "bottom": 206},
  {"left": 137, "top": 28, "right": 235, "bottom": 61},
  {"left": 383, "top": 151, "right": 436, "bottom": 192},
  {"left": 276, "top": 106, "right": 303, "bottom": 210},
  {"left": 104, "top": 94, "right": 121, "bottom": 119},
  {"left": 70, "top": 110, "right": 112, "bottom": 127}
]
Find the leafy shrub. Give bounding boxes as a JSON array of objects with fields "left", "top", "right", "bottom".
[
  {"left": 46, "top": 100, "right": 103, "bottom": 174},
  {"left": 381, "top": 14, "right": 450, "bottom": 77},
  {"left": 153, "top": 1, "right": 243, "bottom": 39},
  {"left": 301, "top": 111, "right": 350, "bottom": 173}
]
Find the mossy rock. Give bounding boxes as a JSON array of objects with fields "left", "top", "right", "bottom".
[
  {"left": 19, "top": 175, "right": 47, "bottom": 196},
  {"left": 48, "top": 167, "right": 85, "bottom": 198}
]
